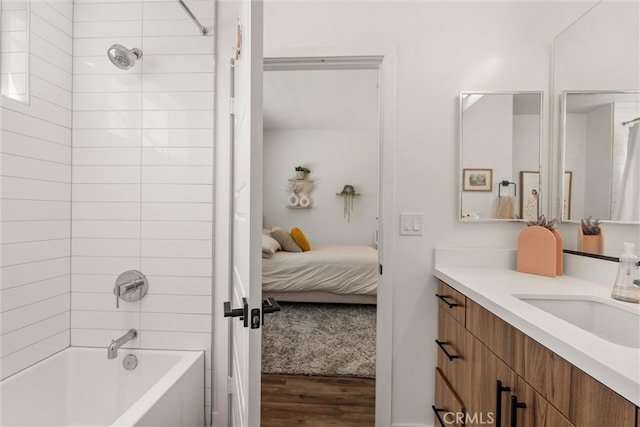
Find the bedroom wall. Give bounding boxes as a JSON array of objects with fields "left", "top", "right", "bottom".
[
  {"left": 261, "top": 2, "right": 558, "bottom": 426},
  {"left": 263, "top": 128, "right": 379, "bottom": 246},
  {"left": 262, "top": 67, "right": 380, "bottom": 246}
]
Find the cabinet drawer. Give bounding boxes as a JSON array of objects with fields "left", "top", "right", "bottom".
[
  {"left": 436, "top": 281, "right": 466, "bottom": 325},
  {"left": 437, "top": 306, "right": 466, "bottom": 394},
  {"left": 434, "top": 367, "right": 465, "bottom": 427},
  {"left": 466, "top": 299, "right": 515, "bottom": 366},
  {"left": 569, "top": 366, "right": 635, "bottom": 427}
]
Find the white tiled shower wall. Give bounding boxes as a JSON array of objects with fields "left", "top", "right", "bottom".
[
  {"left": 70, "top": 0, "right": 214, "bottom": 420},
  {"left": 1, "top": 0, "right": 73, "bottom": 380},
  {"left": 1, "top": 0, "right": 214, "bottom": 420}
]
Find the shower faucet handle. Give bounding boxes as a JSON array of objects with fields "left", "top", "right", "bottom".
[{"left": 114, "top": 270, "right": 149, "bottom": 309}]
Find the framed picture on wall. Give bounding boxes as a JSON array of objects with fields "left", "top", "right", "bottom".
[
  {"left": 520, "top": 171, "right": 540, "bottom": 220},
  {"left": 563, "top": 171, "right": 573, "bottom": 220},
  {"left": 462, "top": 168, "right": 493, "bottom": 192}
]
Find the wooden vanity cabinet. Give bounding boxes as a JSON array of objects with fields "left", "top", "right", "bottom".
[
  {"left": 434, "top": 280, "right": 639, "bottom": 427},
  {"left": 513, "top": 329, "right": 572, "bottom": 416},
  {"left": 569, "top": 366, "right": 636, "bottom": 427},
  {"left": 437, "top": 301, "right": 467, "bottom": 399},
  {"left": 463, "top": 330, "right": 517, "bottom": 427},
  {"left": 515, "top": 377, "right": 573, "bottom": 427},
  {"left": 436, "top": 280, "right": 466, "bottom": 325},
  {"left": 434, "top": 367, "right": 465, "bottom": 427}
]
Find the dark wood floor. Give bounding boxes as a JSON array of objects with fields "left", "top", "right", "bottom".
[{"left": 261, "top": 374, "right": 376, "bottom": 427}]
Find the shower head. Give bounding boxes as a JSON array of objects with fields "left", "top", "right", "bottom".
[{"left": 107, "top": 44, "right": 142, "bottom": 70}]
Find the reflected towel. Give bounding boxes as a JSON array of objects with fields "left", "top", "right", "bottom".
[{"left": 497, "top": 196, "right": 516, "bottom": 219}]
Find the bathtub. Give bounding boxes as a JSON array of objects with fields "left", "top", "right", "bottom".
[{"left": 0, "top": 347, "right": 204, "bottom": 427}]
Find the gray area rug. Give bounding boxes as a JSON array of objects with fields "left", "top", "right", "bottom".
[{"left": 262, "top": 302, "right": 376, "bottom": 378}]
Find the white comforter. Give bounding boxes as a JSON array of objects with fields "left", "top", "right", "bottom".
[{"left": 262, "top": 244, "right": 378, "bottom": 295}]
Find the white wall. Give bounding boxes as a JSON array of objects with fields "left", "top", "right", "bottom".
[
  {"left": 553, "top": 0, "right": 640, "bottom": 252},
  {"left": 263, "top": 128, "right": 379, "bottom": 245},
  {"left": 0, "top": 0, "right": 73, "bottom": 380},
  {"left": 260, "top": 2, "right": 557, "bottom": 425},
  {"left": 263, "top": 67, "right": 380, "bottom": 245},
  {"left": 71, "top": 0, "right": 214, "bottom": 422}
]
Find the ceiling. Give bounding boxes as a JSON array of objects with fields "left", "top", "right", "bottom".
[{"left": 263, "top": 69, "right": 380, "bottom": 131}]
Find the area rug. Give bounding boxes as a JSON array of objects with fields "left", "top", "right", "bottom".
[{"left": 262, "top": 302, "right": 376, "bottom": 378}]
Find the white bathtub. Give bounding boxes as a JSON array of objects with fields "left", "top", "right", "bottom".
[{"left": 0, "top": 347, "right": 204, "bottom": 427}]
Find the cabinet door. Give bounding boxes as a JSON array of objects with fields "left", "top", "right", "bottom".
[
  {"left": 437, "top": 281, "right": 466, "bottom": 325},
  {"left": 434, "top": 367, "right": 465, "bottom": 427},
  {"left": 437, "top": 307, "right": 466, "bottom": 394},
  {"left": 515, "top": 334, "right": 571, "bottom": 417},
  {"left": 515, "top": 377, "right": 574, "bottom": 427},
  {"left": 464, "top": 331, "right": 517, "bottom": 427},
  {"left": 569, "top": 366, "right": 636, "bottom": 427}
]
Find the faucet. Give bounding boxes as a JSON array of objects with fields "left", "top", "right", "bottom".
[{"left": 107, "top": 329, "right": 137, "bottom": 359}]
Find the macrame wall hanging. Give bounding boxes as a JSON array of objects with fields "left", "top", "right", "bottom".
[{"left": 336, "top": 185, "right": 361, "bottom": 222}]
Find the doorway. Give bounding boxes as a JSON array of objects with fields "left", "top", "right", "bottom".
[{"left": 261, "top": 56, "right": 383, "bottom": 424}]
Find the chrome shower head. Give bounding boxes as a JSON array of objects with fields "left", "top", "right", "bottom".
[{"left": 107, "top": 44, "right": 142, "bottom": 70}]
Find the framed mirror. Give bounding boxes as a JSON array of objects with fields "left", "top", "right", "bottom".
[
  {"left": 562, "top": 91, "right": 640, "bottom": 224},
  {"left": 1, "top": 0, "right": 30, "bottom": 104},
  {"left": 459, "top": 91, "right": 543, "bottom": 221}
]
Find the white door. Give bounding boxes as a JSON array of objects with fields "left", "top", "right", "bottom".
[{"left": 224, "top": 0, "right": 263, "bottom": 426}]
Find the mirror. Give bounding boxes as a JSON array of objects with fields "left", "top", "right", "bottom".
[
  {"left": 562, "top": 91, "right": 640, "bottom": 223},
  {"left": 459, "top": 91, "right": 543, "bottom": 221},
  {"left": 1, "top": 0, "right": 30, "bottom": 103}
]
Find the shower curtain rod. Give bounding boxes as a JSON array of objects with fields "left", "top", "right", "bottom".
[
  {"left": 177, "top": 0, "right": 208, "bottom": 36},
  {"left": 622, "top": 117, "right": 640, "bottom": 126}
]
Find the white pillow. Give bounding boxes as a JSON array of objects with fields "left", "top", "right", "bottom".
[{"left": 262, "top": 234, "right": 281, "bottom": 254}]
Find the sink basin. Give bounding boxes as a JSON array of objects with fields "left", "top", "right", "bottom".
[{"left": 517, "top": 295, "right": 640, "bottom": 348}]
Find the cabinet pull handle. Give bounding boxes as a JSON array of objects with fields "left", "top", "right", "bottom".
[
  {"left": 431, "top": 405, "right": 447, "bottom": 427},
  {"left": 510, "top": 395, "right": 527, "bottom": 427},
  {"left": 495, "top": 380, "right": 511, "bottom": 427},
  {"left": 435, "top": 339, "right": 460, "bottom": 361},
  {"left": 435, "top": 293, "right": 459, "bottom": 308}
]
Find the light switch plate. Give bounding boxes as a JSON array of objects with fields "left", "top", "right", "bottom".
[{"left": 400, "top": 212, "right": 423, "bottom": 235}]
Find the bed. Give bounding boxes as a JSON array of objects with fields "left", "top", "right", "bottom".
[{"left": 262, "top": 244, "right": 378, "bottom": 304}]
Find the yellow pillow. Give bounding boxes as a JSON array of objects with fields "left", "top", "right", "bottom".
[{"left": 290, "top": 227, "right": 310, "bottom": 251}]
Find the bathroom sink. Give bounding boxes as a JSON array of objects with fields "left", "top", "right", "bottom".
[{"left": 517, "top": 295, "right": 640, "bottom": 348}]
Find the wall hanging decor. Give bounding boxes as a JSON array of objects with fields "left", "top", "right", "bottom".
[
  {"left": 287, "top": 169, "right": 313, "bottom": 209},
  {"left": 336, "top": 185, "right": 361, "bottom": 222}
]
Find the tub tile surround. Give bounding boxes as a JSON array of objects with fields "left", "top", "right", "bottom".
[
  {"left": 70, "top": 0, "right": 215, "bottom": 421},
  {"left": 0, "top": 0, "right": 73, "bottom": 380},
  {"left": 433, "top": 247, "right": 640, "bottom": 406},
  {"left": 0, "top": 0, "right": 216, "bottom": 383}
]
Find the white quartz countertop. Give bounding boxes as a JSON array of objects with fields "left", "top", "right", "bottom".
[{"left": 433, "top": 267, "right": 640, "bottom": 406}]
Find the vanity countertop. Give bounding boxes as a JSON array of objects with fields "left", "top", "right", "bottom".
[{"left": 433, "top": 266, "right": 640, "bottom": 406}]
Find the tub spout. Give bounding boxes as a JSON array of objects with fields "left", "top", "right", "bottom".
[{"left": 107, "top": 329, "right": 137, "bottom": 360}]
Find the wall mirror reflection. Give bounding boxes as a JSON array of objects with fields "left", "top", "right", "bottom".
[
  {"left": 562, "top": 92, "right": 640, "bottom": 223},
  {"left": 1, "top": 0, "right": 30, "bottom": 103},
  {"left": 459, "top": 91, "right": 542, "bottom": 221}
]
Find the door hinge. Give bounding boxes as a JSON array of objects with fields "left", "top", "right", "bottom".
[
  {"left": 227, "top": 376, "right": 233, "bottom": 395},
  {"left": 229, "top": 97, "right": 236, "bottom": 115},
  {"left": 379, "top": 264, "right": 383, "bottom": 275}
]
